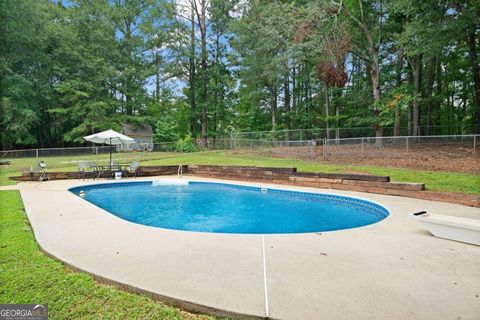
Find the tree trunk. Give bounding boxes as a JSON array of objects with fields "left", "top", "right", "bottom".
[
  {"left": 271, "top": 85, "right": 277, "bottom": 130},
  {"left": 124, "top": 17, "right": 133, "bottom": 116},
  {"left": 370, "top": 51, "right": 383, "bottom": 146},
  {"left": 325, "top": 84, "right": 330, "bottom": 140},
  {"left": 335, "top": 88, "right": 341, "bottom": 142},
  {"left": 189, "top": 7, "right": 196, "bottom": 140},
  {"left": 305, "top": 62, "right": 313, "bottom": 128},
  {"left": 125, "top": 94, "right": 132, "bottom": 115},
  {"left": 394, "top": 47, "right": 404, "bottom": 136},
  {"left": 200, "top": 0, "right": 208, "bottom": 147},
  {"left": 292, "top": 64, "right": 297, "bottom": 112},
  {"left": 425, "top": 56, "right": 436, "bottom": 135},
  {"left": 467, "top": 29, "right": 480, "bottom": 133},
  {"left": 371, "top": 57, "right": 381, "bottom": 101},
  {"left": 155, "top": 51, "right": 161, "bottom": 102},
  {"left": 412, "top": 55, "right": 423, "bottom": 136},
  {"left": 435, "top": 58, "right": 442, "bottom": 132},
  {"left": 213, "top": 32, "right": 220, "bottom": 144},
  {"left": 284, "top": 69, "right": 291, "bottom": 140},
  {"left": 406, "top": 63, "right": 413, "bottom": 135},
  {"left": 451, "top": 89, "right": 455, "bottom": 129}
]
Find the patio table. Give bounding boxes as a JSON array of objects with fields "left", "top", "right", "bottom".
[{"left": 96, "top": 163, "right": 130, "bottom": 179}]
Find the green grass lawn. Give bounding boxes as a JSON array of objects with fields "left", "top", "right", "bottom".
[
  {"left": 0, "top": 190, "right": 220, "bottom": 320},
  {"left": 0, "top": 167, "right": 16, "bottom": 186},
  {"left": 1, "top": 150, "right": 479, "bottom": 195},
  {"left": 0, "top": 151, "right": 176, "bottom": 186},
  {"left": 139, "top": 151, "right": 480, "bottom": 195}
]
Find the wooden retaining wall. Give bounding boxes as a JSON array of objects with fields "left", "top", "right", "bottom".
[
  {"left": 9, "top": 164, "right": 478, "bottom": 207},
  {"left": 187, "top": 165, "right": 296, "bottom": 184},
  {"left": 188, "top": 165, "right": 425, "bottom": 192},
  {"left": 187, "top": 165, "right": 480, "bottom": 207},
  {"left": 137, "top": 165, "right": 187, "bottom": 177},
  {"left": 11, "top": 165, "right": 184, "bottom": 181}
]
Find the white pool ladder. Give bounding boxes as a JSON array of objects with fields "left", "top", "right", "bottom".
[{"left": 177, "top": 164, "right": 183, "bottom": 178}]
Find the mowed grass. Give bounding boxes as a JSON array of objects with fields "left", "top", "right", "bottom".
[
  {"left": 140, "top": 151, "right": 480, "bottom": 195},
  {"left": 0, "top": 190, "right": 219, "bottom": 320},
  {"left": 0, "top": 151, "right": 176, "bottom": 186},
  {"left": 1, "top": 150, "right": 479, "bottom": 195}
]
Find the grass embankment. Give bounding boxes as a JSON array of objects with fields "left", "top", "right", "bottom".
[
  {"left": 0, "top": 190, "right": 218, "bottom": 320},
  {"left": 140, "top": 151, "right": 480, "bottom": 195},
  {"left": 1, "top": 150, "right": 479, "bottom": 195}
]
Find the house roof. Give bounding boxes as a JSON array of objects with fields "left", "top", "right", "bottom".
[{"left": 122, "top": 123, "right": 153, "bottom": 137}]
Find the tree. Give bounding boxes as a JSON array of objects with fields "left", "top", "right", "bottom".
[
  {"left": 51, "top": 0, "right": 119, "bottom": 142},
  {"left": 0, "top": 0, "right": 48, "bottom": 148},
  {"left": 232, "top": 1, "right": 296, "bottom": 131},
  {"left": 333, "top": 0, "right": 386, "bottom": 143},
  {"left": 1, "top": 0, "right": 479, "bottom": 150}
]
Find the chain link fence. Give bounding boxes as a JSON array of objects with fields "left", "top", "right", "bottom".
[
  {"left": 232, "top": 134, "right": 479, "bottom": 173},
  {"left": 230, "top": 134, "right": 478, "bottom": 156},
  {"left": 0, "top": 146, "right": 154, "bottom": 174},
  {"left": 0, "top": 138, "right": 237, "bottom": 176},
  {"left": 150, "top": 139, "right": 233, "bottom": 152},
  {"left": 322, "top": 134, "right": 478, "bottom": 159},
  {"left": 1, "top": 133, "right": 478, "bottom": 179},
  {"left": 231, "top": 124, "right": 480, "bottom": 142}
]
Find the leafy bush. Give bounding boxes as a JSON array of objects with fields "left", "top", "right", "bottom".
[
  {"left": 153, "top": 116, "right": 179, "bottom": 143},
  {"left": 175, "top": 136, "right": 198, "bottom": 153}
]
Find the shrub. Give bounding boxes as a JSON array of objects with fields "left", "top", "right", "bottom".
[
  {"left": 175, "top": 136, "right": 198, "bottom": 153},
  {"left": 153, "top": 116, "right": 179, "bottom": 143}
]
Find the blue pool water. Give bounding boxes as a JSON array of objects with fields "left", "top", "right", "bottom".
[{"left": 70, "top": 181, "right": 389, "bottom": 234}]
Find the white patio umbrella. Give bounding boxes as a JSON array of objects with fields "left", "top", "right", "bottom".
[{"left": 83, "top": 129, "right": 134, "bottom": 171}]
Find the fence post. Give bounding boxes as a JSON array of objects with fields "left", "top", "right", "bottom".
[
  {"left": 36, "top": 148, "right": 39, "bottom": 164},
  {"left": 474, "top": 135, "right": 476, "bottom": 153},
  {"left": 361, "top": 138, "right": 364, "bottom": 159},
  {"left": 406, "top": 137, "right": 409, "bottom": 153}
]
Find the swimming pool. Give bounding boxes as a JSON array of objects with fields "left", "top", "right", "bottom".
[{"left": 70, "top": 180, "right": 389, "bottom": 234}]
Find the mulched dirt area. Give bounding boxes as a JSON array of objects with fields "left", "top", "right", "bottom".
[{"left": 232, "top": 141, "right": 480, "bottom": 174}]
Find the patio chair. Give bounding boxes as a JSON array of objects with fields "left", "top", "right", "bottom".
[
  {"left": 88, "top": 161, "right": 105, "bottom": 179},
  {"left": 77, "top": 161, "right": 89, "bottom": 180},
  {"left": 87, "top": 161, "right": 102, "bottom": 179},
  {"left": 125, "top": 161, "right": 140, "bottom": 178},
  {"left": 78, "top": 161, "right": 97, "bottom": 180},
  {"left": 110, "top": 161, "right": 120, "bottom": 171}
]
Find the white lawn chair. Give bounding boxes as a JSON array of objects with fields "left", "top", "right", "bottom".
[{"left": 125, "top": 161, "right": 140, "bottom": 178}]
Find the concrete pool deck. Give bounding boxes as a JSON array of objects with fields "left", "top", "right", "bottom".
[{"left": 18, "top": 176, "right": 480, "bottom": 320}]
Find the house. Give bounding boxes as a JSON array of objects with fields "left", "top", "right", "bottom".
[{"left": 120, "top": 124, "right": 153, "bottom": 151}]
